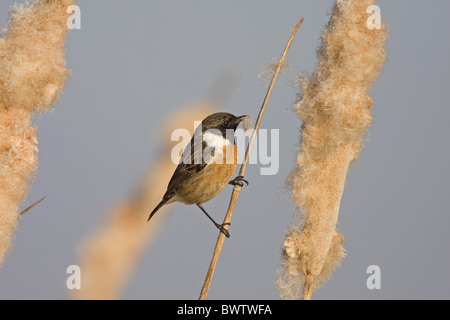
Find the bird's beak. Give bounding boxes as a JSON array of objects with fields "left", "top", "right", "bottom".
[{"left": 236, "top": 115, "right": 248, "bottom": 124}]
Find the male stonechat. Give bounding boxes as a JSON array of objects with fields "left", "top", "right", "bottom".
[{"left": 148, "top": 112, "right": 249, "bottom": 238}]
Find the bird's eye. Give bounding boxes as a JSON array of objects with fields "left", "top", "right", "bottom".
[{"left": 223, "top": 121, "right": 229, "bottom": 127}]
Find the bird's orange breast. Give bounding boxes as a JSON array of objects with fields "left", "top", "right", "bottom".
[
  {"left": 223, "top": 143, "right": 238, "bottom": 165},
  {"left": 176, "top": 144, "right": 238, "bottom": 205}
]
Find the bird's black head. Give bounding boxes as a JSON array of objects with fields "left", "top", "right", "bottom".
[{"left": 201, "top": 112, "right": 247, "bottom": 136}]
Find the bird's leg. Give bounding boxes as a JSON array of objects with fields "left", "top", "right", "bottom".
[
  {"left": 229, "top": 175, "right": 249, "bottom": 187},
  {"left": 197, "top": 204, "right": 230, "bottom": 238}
]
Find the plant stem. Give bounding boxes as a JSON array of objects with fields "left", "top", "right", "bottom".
[
  {"left": 301, "top": 280, "right": 314, "bottom": 300},
  {"left": 19, "top": 196, "right": 47, "bottom": 216},
  {"left": 198, "top": 17, "right": 304, "bottom": 300}
]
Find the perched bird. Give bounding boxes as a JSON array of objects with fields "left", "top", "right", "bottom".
[{"left": 148, "top": 112, "right": 248, "bottom": 238}]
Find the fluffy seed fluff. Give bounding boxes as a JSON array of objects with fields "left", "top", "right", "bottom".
[
  {"left": 276, "top": 0, "right": 387, "bottom": 299},
  {"left": 258, "top": 57, "right": 289, "bottom": 88},
  {"left": 0, "top": 0, "right": 73, "bottom": 264}
]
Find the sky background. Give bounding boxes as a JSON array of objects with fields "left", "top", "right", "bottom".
[{"left": 0, "top": 0, "right": 449, "bottom": 300}]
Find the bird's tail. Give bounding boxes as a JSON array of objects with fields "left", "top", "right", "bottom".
[{"left": 147, "top": 198, "right": 169, "bottom": 222}]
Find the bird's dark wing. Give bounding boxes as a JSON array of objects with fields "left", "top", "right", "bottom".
[{"left": 164, "top": 134, "right": 214, "bottom": 196}]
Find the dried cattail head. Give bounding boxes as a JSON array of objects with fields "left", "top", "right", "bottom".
[
  {"left": 277, "top": 0, "right": 387, "bottom": 299},
  {"left": 0, "top": 0, "right": 73, "bottom": 265},
  {"left": 0, "top": 0, "right": 72, "bottom": 112}
]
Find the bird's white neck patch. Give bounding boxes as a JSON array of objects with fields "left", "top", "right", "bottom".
[{"left": 203, "top": 131, "right": 232, "bottom": 148}]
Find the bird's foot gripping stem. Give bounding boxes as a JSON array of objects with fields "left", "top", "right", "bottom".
[
  {"left": 215, "top": 222, "right": 231, "bottom": 238},
  {"left": 197, "top": 203, "right": 231, "bottom": 238},
  {"left": 229, "top": 175, "right": 249, "bottom": 187}
]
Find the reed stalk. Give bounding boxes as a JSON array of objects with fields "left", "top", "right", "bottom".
[{"left": 199, "top": 18, "right": 304, "bottom": 300}]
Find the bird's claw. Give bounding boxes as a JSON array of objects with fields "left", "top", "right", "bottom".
[
  {"left": 229, "top": 176, "right": 249, "bottom": 187},
  {"left": 215, "top": 222, "right": 231, "bottom": 238}
]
